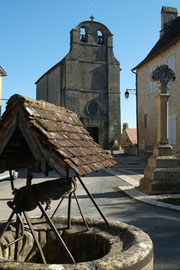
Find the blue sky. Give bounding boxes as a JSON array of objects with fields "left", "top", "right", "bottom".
[{"left": 1, "top": 0, "right": 180, "bottom": 129}]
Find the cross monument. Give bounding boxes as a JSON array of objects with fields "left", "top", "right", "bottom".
[{"left": 138, "top": 65, "right": 180, "bottom": 194}]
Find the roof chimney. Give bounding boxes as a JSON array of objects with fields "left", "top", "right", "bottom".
[
  {"left": 123, "top": 123, "right": 128, "bottom": 131},
  {"left": 160, "top": 6, "right": 178, "bottom": 38}
]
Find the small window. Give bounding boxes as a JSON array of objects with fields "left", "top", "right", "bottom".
[
  {"left": 168, "top": 55, "right": 175, "bottom": 72},
  {"left": 144, "top": 114, "right": 147, "bottom": 129},
  {"left": 150, "top": 67, "right": 157, "bottom": 93},
  {"left": 87, "top": 102, "right": 98, "bottom": 115},
  {"left": 80, "top": 27, "right": 87, "bottom": 42},
  {"left": 97, "top": 30, "right": 103, "bottom": 44}
]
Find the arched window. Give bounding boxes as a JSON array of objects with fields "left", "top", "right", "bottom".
[
  {"left": 80, "top": 27, "right": 87, "bottom": 42},
  {"left": 97, "top": 30, "right": 103, "bottom": 44}
]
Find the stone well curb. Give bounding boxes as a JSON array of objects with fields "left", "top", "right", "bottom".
[{"left": 0, "top": 217, "right": 153, "bottom": 270}]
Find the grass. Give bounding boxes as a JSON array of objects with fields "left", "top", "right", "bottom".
[{"left": 160, "top": 197, "right": 180, "bottom": 206}]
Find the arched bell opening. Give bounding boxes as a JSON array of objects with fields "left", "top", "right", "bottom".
[
  {"left": 97, "top": 29, "right": 103, "bottom": 44},
  {"left": 80, "top": 27, "right": 87, "bottom": 43}
]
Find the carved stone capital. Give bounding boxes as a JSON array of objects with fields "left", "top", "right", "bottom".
[{"left": 152, "top": 65, "right": 175, "bottom": 93}]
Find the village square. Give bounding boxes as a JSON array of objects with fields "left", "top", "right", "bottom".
[{"left": 0, "top": 1, "right": 180, "bottom": 270}]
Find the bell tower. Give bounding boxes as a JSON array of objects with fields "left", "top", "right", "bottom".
[{"left": 36, "top": 19, "right": 121, "bottom": 148}]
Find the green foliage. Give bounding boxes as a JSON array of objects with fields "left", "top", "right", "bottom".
[{"left": 160, "top": 197, "right": 180, "bottom": 206}]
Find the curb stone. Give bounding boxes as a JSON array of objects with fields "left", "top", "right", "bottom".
[{"left": 103, "top": 168, "right": 180, "bottom": 211}]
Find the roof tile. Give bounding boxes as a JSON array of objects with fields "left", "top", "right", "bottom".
[
  {"left": 81, "top": 165, "right": 93, "bottom": 174},
  {"left": 56, "top": 148, "right": 73, "bottom": 159},
  {"left": 0, "top": 95, "right": 116, "bottom": 175}
]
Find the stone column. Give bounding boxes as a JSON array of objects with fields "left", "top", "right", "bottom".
[
  {"left": 139, "top": 65, "right": 180, "bottom": 194},
  {"left": 156, "top": 93, "right": 170, "bottom": 145},
  {"left": 153, "top": 65, "right": 175, "bottom": 145}
]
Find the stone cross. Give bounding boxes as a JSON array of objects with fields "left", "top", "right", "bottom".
[
  {"left": 152, "top": 65, "right": 176, "bottom": 145},
  {"left": 152, "top": 64, "right": 175, "bottom": 93},
  {"left": 90, "top": 15, "right": 95, "bottom": 21}
]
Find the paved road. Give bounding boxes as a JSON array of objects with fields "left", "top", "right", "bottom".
[{"left": 0, "top": 169, "right": 180, "bottom": 270}]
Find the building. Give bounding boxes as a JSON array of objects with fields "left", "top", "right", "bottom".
[
  {"left": 35, "top": 18, "right": 121, "bottom": 149},
  {"left": 0, "top": 66, "right": 7, "bottom": 116},
  {"left": 121, "top": 123, "right": 137, "bottom": 155},
  {"left": 132, "top": 6, "right": 180, "bottom": 159}
]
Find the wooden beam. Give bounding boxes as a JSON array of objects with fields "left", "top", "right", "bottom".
[
  {"left": 18, "top": 115, "right": 47, "bottom": 174},
  {"left": 18, "top": 116, "right": 43, "bottom": 161},
  {"left": 18, "top": 115, "right": 66, "bottom": 177},
  {"left": 38, "top": 144, "right": 66, "bottom": 178},
  {"left": 0, "top": 114, "right": 18, "bottom": 157}
]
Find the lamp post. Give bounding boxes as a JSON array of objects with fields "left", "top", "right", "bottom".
[
  {"left": 124, "top": 88, "right": 138, "bottom": 155},
  {"left": 124, "top": 89, "right": 136, "bottom": 99}
]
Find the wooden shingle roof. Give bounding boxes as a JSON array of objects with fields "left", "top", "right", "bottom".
[{"left": 0, "top": 95, "right": 116, "bottom": 177}]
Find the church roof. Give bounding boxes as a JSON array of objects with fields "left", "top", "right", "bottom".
[
  {"left": 35, "top": 57, "right": 65, "bottom": 84},
  {"left": 132, "top": 16, "right": 180, "bottom": 70},
  {"left": 126, "top": 129, "right": 137, "bottom": 145},
  {"left": 0, "top": 95, "right": 115, "bottom": 177}
]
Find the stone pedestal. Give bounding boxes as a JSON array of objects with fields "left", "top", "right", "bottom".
[{"left": 139, "top": 144, "right": 180, "bottom": 194}]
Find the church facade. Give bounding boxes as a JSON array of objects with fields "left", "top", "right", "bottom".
[{"left": 35, "top": 19, "right": 121, "bottom": 148}]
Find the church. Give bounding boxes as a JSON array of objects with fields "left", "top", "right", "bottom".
[{"left": 35, "top": 17, "right": 121, "bottom": 149}]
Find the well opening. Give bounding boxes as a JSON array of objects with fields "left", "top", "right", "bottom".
[
  {"left": 0, "top": 217, "right": 153, "bottom": 270},
  {"left": 0, "top": 218, "right": 112, "bottom": 264}
]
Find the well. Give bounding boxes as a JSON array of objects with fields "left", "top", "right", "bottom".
[
  {"left": 0, "top": 96, "right": 153, "bottom": 269},
  {"left": 0, "top": 217, "right": 153, "bottom": 270}
]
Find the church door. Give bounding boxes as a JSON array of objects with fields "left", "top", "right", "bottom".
[{"left": 86, "top": 127, "right": 99, "bottom": 144}]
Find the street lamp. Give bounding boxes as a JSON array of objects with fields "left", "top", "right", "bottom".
[{"left": 124, "top": 89, "right": 136, "bottom": 99}]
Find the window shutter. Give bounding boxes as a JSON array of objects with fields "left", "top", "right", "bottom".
[
  {"left": 168, "top": 115, "right": 172, "bottom": 144},
  {"left": 172, "top": 55, "right": 175, "bottom": 72},
  {"left": 168, "top": 57, "right": 171, "bottom": 69},
  {"left": 168, "top": 55, "right": 175, "bottom": 72},
  {"left": 150, "top": 67, "right": 156, "bottom": 93},
  {"left": 172, "top": 114, "right": 176, "bottom": 144},
  {"left": 168, "top": 114, "right": 176, "bottom": 144},
  {"left": 150, "top": 67, "right": 153, "bottom": 93},
  {"left": 153, "top": 81, "right": 157, "bottom": 93}
]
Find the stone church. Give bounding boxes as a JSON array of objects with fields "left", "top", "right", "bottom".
[{"left": 35, "top": 18, "right": 121, "bottom": 149}]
